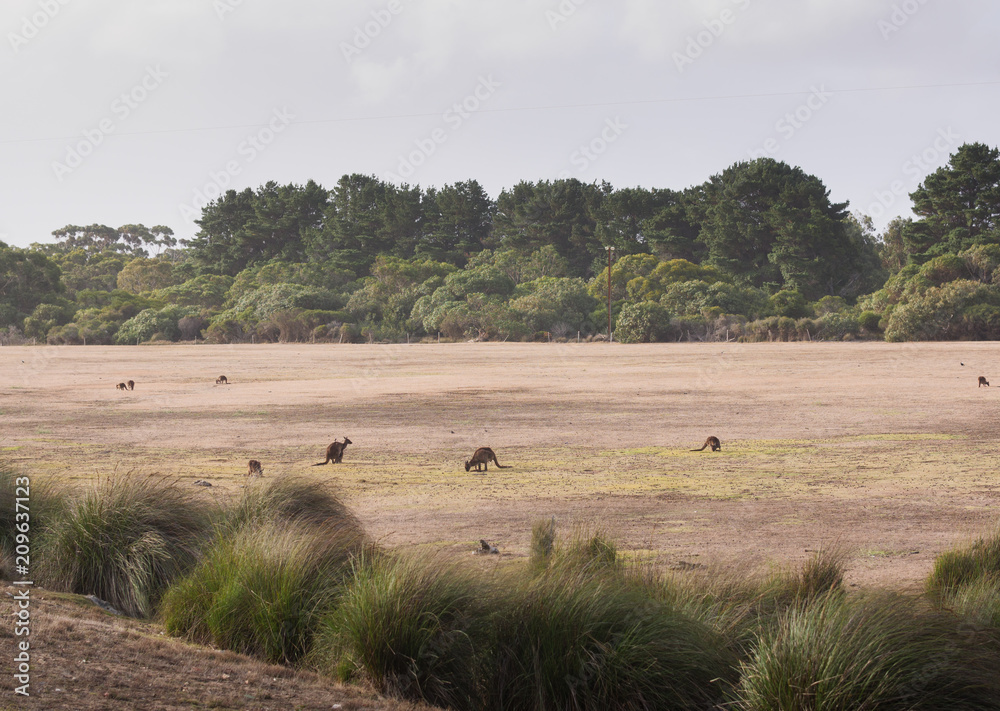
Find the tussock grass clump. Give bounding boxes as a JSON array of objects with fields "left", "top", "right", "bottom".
[
  {"left": 483, "top": 567, "right": 734, "bottom": 710},
  {"left": 661, "top": 549, "right": 850, "bottom": 653},
  {"left": 735, "top": 592, "right": 1000, "bottom": 711},
  {"left": 317, "top": 554, "right": 485, "bottom": 710},
  {"left": 529, "top": 516, "right": 556, "bottom": 569},
  {"left": 221, "top": 476, "right": 365, "bottom": 536},
  {"left": 37, "top": 473, "right": 212, "bottom": 618},
  {"left": 162, "top": 518, "right": 364, "bottom": 664},
  {"left": 945, "top": 575, "right": 1000, "bottom": 630},
  {"left": 927, "top": 531, "right": 1000, "bottom": 603},
  {"left": 762, "top": 547, "right": 848, "bottom": 605},
  {"left": 553, "top": 529, "right": 619, "bottom": 573},
  {"left": 0, "top": 460, "right": 65, "bottom": 579}
]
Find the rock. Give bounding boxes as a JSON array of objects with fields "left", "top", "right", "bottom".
[
  {"left": 86, "top": 595, "right": 121, "bottom": 615},
  {"left": 193, "top": 480, "right": 212, "bottom": 487}
]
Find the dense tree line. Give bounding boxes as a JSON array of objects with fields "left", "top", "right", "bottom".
[{"left": 3, "top": 144, "right": 1000, "bottom": 345}]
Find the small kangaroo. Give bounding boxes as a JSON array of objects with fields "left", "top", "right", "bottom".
[
  {"left": 313, "top": 438, "right": 352, "bottom": 465},
  {"left": 691, "top": 436, "right": 722, "bottom": 452},
  {"left": 216, "top": 375, "right": 229, "bottom": 384},
  {"left": 116, "top": 382, "right": 128, "bottom": 391},
  {"left": 979, "top": 376, "right": 990, "bottom": 387},
  {"left": 465, "top": 447, "right": 508, "bottom": 472},
  {"left": 127, "top": 380, "right": 135, "bottom": 391},
  {"left": 247, "top": 459, "right": 263, "bottom": 477}
]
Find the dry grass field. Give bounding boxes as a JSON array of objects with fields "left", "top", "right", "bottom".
[{"left": 2, "top": 340, "right": 1000, "bottom": 594}]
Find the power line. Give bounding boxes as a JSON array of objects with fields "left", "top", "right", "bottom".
[{"left": 3, "top": 78, "right": 998, "bottom": 146}]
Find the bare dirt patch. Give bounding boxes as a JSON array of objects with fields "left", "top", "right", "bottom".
[{"left": 0, "top": 586, "right": 438, "bottom": 711}]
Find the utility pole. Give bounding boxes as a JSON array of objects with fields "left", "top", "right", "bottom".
[{"left": 606, "top": 245, "right": 615, "bottom": 342}]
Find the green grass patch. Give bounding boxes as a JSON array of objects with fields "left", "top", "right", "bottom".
[
  {"left": 37, "top": 472, "right": 213, "bottom": 618},
  {"left": 927, "top": 530, "right": 1000, "bottom": 603},
  {"left": 162, "top": 519, "right": 363, "bottom": 664},
  {"left": 735, "top": 592, "right": 1000, "bottom": 710}
]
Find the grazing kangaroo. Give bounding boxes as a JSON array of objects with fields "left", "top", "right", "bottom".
[
  {"left": 691, "top": 436, "right": 722, "bottom": 452},
  {"left": 116, "top": 382, "right": 128, "bottom": 391},
  {"left": 465, "top": 447, "right": 508, "bottom": 472},
  {"left": 216, "top": 375, "right": 229, "bottom": 384},
  {"left": 247, "top": 459, "right": 263, "bottom": 477},
  {"left": 313, "top": 438, "right": 352, "bottom": 465},
  {"left": 127, "top": 380, "right": 135, "bottom": 391},
  {"left": 979, "top": 376, "right": 990, "bottom": 387}
]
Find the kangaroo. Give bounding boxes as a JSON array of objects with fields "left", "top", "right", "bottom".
[
  {"left": 313, "top": 438, "right": 352, "bottom": 465},
  {"left": 116, "top": 382, "right": 127, "bottom": 390},
  {"left": 979, "top": 376, "right": 990, "bottom": 387},
  {"left": 247, "top": 459, "right": 263, "bottom": 477},
  {"left": 465, "top": 447, "right": 508, "bottom": 472},
  {"left": 691, "top": 436, "right": 722, "bottom": 452},
  {"left": 127, "top": 380, "right": 135, "bottom": 391},
  {"left": 216, "top": 375, "right": 229, "bottom": 384}
]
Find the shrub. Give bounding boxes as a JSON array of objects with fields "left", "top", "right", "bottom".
[
  {"left": 37, "top": 473, "right": 213, "bottom": 617},
  {"left": 768, "top": 290, "right": 812, "bottom": 318},
  {"left": 858, "top": 310, "right": 882, "bottom": 333},
  {"left": 615, "top": 301, "right": 672, "bottom": 343}
]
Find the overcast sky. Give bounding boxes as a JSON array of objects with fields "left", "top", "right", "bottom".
[{"left": 3, "top": 0, "right": 997, "bottom": 249}]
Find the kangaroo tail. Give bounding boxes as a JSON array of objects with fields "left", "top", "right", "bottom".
[
  {"left": 312, "top": 461, "right": 327, "bottom": 466},
  {"left": 690, "top": 445, "right": 707, "bottom": 452}
]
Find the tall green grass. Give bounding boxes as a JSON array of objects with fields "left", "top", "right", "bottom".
[
  {"left": 0, "top": 459, "right": 64, "bottom": 579},
  {"left": 162, "top": 519, "right": 364, "bottom": 664},
  {"left": 220, "top": 476, "right": 365, "bottom": 535},
  {"left": 316, "top": 554, "right": 485, "bottom": 709},
  {"left": 482, "top": 567, "right": 735, "bottom": 711},
  {"left": 321, "top": 537, "right": 734, "bottom": 711},
  {"left": 37, "top": 473, "right": 213, "bottom": 617},
  {"left": 529, "top": 516, "right": 556, "bottom": 570},
  {"left": 735, "top": 592, "right": 1000, "bottom": 710},
  {"left": 927, "top": 530, "right": 1000, "bottom": 603}
]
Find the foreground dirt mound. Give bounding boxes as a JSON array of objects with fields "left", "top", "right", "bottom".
[{"left": 0, "top": 585, "right": 437, "bottom": 711}]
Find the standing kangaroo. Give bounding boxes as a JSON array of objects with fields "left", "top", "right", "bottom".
[
  {"left": 216, "top": 375, "right": 229, "bottom": 384},
  {"left": 247, "top": 459, "right": 263, "bottom": 477},
  {"left": 465, "top": 447, "right": 508, "bottom": 472},
  {"left": 313, "top": 438, "right": 352, "bottom": 465},
  {"left": 127, "top": 380, "right": 135, "bottom": 391},
  {"left": 115, "top": 382, "right": 128, "bottom": 391},
  {"left": 979, "top": 376, "right": 990, "bottom": 387},
  {"left": 691, "top": 436, "right": 722, "bottom": 452}
]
